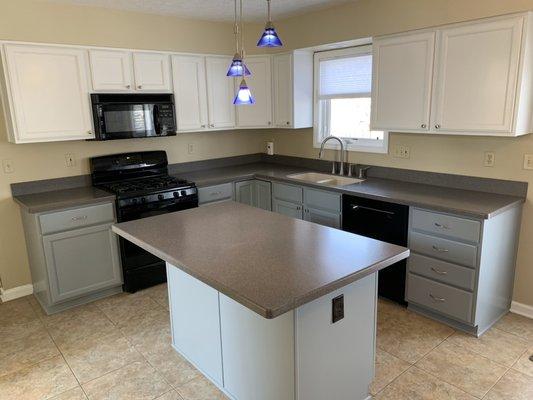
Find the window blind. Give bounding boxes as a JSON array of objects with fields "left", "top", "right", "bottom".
[{"left": 318, "top": 54, "right": 372, "bottom": 99}]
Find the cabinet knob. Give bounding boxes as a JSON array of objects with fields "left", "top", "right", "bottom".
[
  {"left": 209, "top": 124, "right": 215, "bottom": 128},
  {"left": 268, "top": 121, "right": 272, "bottom": 125},
  {"left": 286, "top": 121, "right": 290, "bottom": 125},
  {"left": 126, "top": 84, "right": 131, "bottom": 89},
  {"left": 201, "top": 124, "right": 206, "bottom": 128},
  {"left": 138, "top": 85, "right": 142, "bottom": 89},
  {"left": 421, "top": 123, "right": 427, "bottom": 129},
  {"left": 87, "top": 131, "right": 93, "bottom": 135},
  {"left": 435, "top": 124, "right": 441, "bottom": 129}
]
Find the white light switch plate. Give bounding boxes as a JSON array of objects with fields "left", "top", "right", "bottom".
[{"left": 524, "top": 154, "right": 533, "bottom": 170}]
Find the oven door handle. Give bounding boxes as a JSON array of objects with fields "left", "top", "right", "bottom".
[{"left": 350, "top": 204, "right": 395, "bottom": 216}]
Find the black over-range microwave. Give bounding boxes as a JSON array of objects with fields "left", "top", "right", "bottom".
[{"left": 91, "top": 93, "right": 177, "bottom": 140}]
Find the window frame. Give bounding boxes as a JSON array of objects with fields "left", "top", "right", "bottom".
[{"left": 313, "top": 45, "right": 389, "bottom": 154}]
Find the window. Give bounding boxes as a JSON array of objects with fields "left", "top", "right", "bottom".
[{"left": 314, "top": 45, "right": 387, "bottom": 153}]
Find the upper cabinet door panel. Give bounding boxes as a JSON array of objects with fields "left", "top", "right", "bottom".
[
  {"left": 89, "top": 50, "right": 133, "bottom": 91},
  {"left": 205, "top": 56, "right": 235, "bottom": 129},
  {"left": 273, "top": 53, "right": 292, "bottom": 128},
  {"left": 133, "top": 52, "right": 172, "bottom": 92},
  {"left": 172, "top": 55, "right": 208, "bottom": 131},
  {"left": 432, "top": 17, "right": 524, "bottom": 133},
  {"left": 3, "top": 44, "right": 94, "bottom": 143},
  {"left": 236, "top": 56, "right": 272, "bottom": 128},
  {"left": 371, "top": 31, "right": 435, "bottom": 131}
]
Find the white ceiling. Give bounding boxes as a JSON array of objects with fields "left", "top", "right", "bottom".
[{"left": 43, "top": 0, "right": 351, "bottom": 22}]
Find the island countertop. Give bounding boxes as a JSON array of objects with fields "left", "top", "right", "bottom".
[{"left": 112, "top": 201, "right": 410, "bottom": 319}]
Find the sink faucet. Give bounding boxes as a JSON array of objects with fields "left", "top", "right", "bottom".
[{"left": 318, "top": 136, "right": 345, "bottom": 175}]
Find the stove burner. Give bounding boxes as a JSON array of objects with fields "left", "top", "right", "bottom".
[{"left": 100, "top": 176, "right": 189, "bottom": 195}]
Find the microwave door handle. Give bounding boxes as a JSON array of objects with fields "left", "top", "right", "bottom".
[{"left": 153, "top": 105, "right": 161, "bottom": 134}]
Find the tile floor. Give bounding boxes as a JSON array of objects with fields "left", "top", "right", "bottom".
[{"left": 1, "top": 286, "right": 532, "bottom": 399}]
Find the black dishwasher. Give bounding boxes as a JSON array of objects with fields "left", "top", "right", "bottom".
[{"left": 342, "top": 195, "right": 409, "bottom": 305}]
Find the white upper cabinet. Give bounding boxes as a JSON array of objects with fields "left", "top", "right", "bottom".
[
  {"left": 1, "top": 44, "right": 94, "bottom": 143},
  {"left": 431, "top": 17, "right": 523, "bottom": 134},
  {"left": 371, "top": 31, "right": 435, "bottom": 132},
  {"left": 172, "top": 55, "right": 208, "bottom": 131},
  {"left": 205, "top": 56, "right": 236, "bottom": 129},
  {"left": 236, "top": 55, "right": 272, "bottom": 128},
  {"left": 371, "top": 13, "right": 533, "bottom": 136},
  {"left": 89, "top": 50, "right": 133, "bottom": 91},
  {"left": 273, "top": 51, "right": 313, "bottom": 129},
  {"left": 133, "top": 52, "right": 172, "bottom": 92}
]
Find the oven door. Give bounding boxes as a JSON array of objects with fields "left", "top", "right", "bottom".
[{"left": 117, "top": 199, "right": 197, "bottom": 272}]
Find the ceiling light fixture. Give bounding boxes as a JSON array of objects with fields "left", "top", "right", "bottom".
[
  {"left": 257, "top": 0, "right": 283, "bottom": 47},
  {"left": 232, "top": 0, "right": 255, "bottom": 105},
  {"left": 227, "top": 0, "right": 250, "bottom": 77}
]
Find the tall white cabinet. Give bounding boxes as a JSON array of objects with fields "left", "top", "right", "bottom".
[
  {"left": 0, "top": 44, "right": 94, "bottom": 143},
  {"left": 206, "top": 56, "right": 236, "bottom": 129},
  {"left": 371, "top": 13, "right": 533, "bottom": 136}
]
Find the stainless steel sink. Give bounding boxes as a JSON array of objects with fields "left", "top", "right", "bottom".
[{"left": 287, "top": 172, "right": 364, "bottom": 187}]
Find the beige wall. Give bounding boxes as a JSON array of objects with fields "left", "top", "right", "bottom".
[
  {"left": 0, "top": 0, "right": 267, "bottom": 290},
  {"left": 268, "top": 0, "right": 533, "bottom": 306}
]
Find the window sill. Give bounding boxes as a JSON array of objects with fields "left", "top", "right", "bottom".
[{"left": 313, "top": 137, "right": 389, "bottom": 154}]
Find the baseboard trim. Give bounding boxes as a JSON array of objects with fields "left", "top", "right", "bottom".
[
  {"left": 0, "top": 284, "right": 33, "bottom": 302},
  {"left": 510, "top": 301, "right": 533, "bottom": 319}
]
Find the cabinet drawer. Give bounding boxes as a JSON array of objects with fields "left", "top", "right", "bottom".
[
  {"left": 303, "top": 188, "right": 341, "bottom": 212},
  {"left": 273, "top": 182, "right": 303, "bottom": 204},
  {"left": 411, "top": 209, "right": 480, "bottom": 243},
  {"left": 407, "top": 273, "right": 474, "bottom": 323},
  {"left": 408, "top": 253, "right": 476, "bottom": 291},
  {"left": 40, "top": 203, "right": 115, "bottom": 235},
  {"left": 410, "top": 231, "right": 477, "bottom": 268},
  {"left": 198, "top": 183, "right": 233, "bottom": 205}
]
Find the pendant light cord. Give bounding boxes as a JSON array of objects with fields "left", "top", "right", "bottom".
[
  {"left": 267, "top": 0, "right": 271, "bottom": 23},
  {"left": 240, "top": 0, "right": 245, "bottom": 59},
  {"left": 233, "top": 0, "right": 239, "bottom": 54}
]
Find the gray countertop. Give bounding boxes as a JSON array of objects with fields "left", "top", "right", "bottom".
[
  {"left": 13, "top": 187, "right": 116, "bottom": 213},
  {"left": 112, "top": 201, "right": 410, "bottom": 318},
  {"left": 175, "top": 162, "right": 525, "bottom": 219}
]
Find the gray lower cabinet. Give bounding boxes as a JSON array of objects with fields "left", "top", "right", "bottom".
[
  {"left": 407, "top": 206, "right": 522, "bottom": 336},
  {"left": 20, "top": 201, "right": 123, "bottom": 314},
  {"left": 235, "top": 180, "right": 272, "bottom": 211},
  {"left": 272, "top": 183, "right": 341, "bottom": 229},
  {"left": 198, "top": 183, "right": 234, "bottom": 205}
]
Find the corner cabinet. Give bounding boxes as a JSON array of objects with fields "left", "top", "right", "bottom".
[
  {"left": 371, "top": 12, "right": 533, "bottom": 136},
  {"left": 235, "top": 180, "right": 272, "bottom": 211},
  {"left": 20, "top": 202, "right": 122, "bottom": 314},
  {"left": 1, "top": 44, "right": 94, "bottom": 143}
]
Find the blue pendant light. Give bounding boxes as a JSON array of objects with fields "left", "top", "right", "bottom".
[
  {"left": 227, "top": 0, "right": 251, "bottom": 77},
  {"left": 233, "top": 79, "right": 255, "bottom": 105},
  {"left": 257, "top": 0, "right": 283, "bottom": 47}
]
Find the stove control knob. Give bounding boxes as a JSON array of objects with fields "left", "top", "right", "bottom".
[
  {"left": 158, "top": 194, "right": 164, "bottom": 201},
  {"left": 173, "top": 192, "right": 180, "bottom": 198},
  {"left": 132, "top": 198, "right": 138, "bottom": 205},
  {"left": 180, "top": 190, "right": 187, "bottom": 196},
  {"left": 141, "top": 197, "right": 147, "bottom": 203}
]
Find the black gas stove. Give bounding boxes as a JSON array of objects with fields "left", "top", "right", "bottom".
[{"left": 91, "top": 151, "right": 198, "bottom": 292}]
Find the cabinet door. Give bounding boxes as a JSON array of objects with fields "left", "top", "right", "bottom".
[
  {"left": 132, "top": 52, "right": 172, "bottom": 92},
  {"left": 172, "top": 55, "right": 208, "bottom": 131},
  {"left": 2, "top": 44, "right": 94, "bottom": 143},
  {"left": 273, "top": 54, "right": 292, "bottom": 128},
  {"left": 205, "top": 56, "right": 236, "bottom": 129},
  {"left": 42, "top": 224, "right": 121, "bottom": 303},
  {"left": 89, "top": 49, "right": 133, "bottom": 91},
  {"left": 255, "top": 180, "right": 272, "bottom": 211},
  {"left": 235, "top": 180, "right": 255, "bottom": 206},
  {"left": 303, "top": 207, "right": 341, "bottom": 229},
  {"left": 431, "top": 17, "right": 523, "bottom": 134},
  {"left": 273, "top": 199, "right": 303, "bottom": 219},
  {"left": 236, "top": 56, "right": 272, "bottom": 128},
  {"left": 371, "top": 31, "right": 435, "bottom": 132}
]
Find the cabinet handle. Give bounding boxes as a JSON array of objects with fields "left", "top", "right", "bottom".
[
  {"left": 432, "top": 245, "right": 449, "bottom": 253},
  {"left": 201, "top": 124, "right": 206, "bottom": 128},
  {"left": 421, "top": 123, "right": 427, "bottom": 129},
  {"left": 296, "top": 206, "right": 301, "bottom": 210},
  {"left": 431, "top": 267, "right": 448, "bottom": 275},
  {"left": 429, "top": 293, "right": 446, "bottom": 302},
  {"left": 210, "top": 191, "right": 223, "bottom": 196},
  {"left": 435, "top": 124, "right": 441, "bottom": 129},
  {"left": 209, "top": 124, "right": 215, "bottom": 128},
  {"left": 71, "top": 215, "right": 88, "bottom": 221},
  {"left": 434, "top": 222, "right": 450, "bottom": 229}
]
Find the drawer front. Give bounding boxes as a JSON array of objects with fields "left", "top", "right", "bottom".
[
  {"left": 410, "top": 231, "right": 477, "bottom": 268},
  {"left": 198, "top": 183, "right": 233, "bottom": 205},
  {"left": 408, "top": 253, "right": 476, "bottom": 291},
  {"left": 303, "top": 188, "right": 341, "bottom": 212},
  {"left": 407, "top": 273, "right": 474, "bottom": 323},
  {"left": 40, "top": 203, "right": 115, "bottom": 235},
  {"left": 411, "top": 209, "right": 481, "bottom": 243},
  {"left": 273, "top": 182, "right": 303, "bottom": 204}
]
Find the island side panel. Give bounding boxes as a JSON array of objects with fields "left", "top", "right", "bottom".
[
  {"left": 167, "top": 264, "right": 223, "bottom": 386},
  {"left": 295, "top": 272, "right": 377, "bottom": 400}
]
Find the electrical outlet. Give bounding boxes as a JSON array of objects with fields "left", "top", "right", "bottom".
[
  {"left": 187, "top": 143, "right": 195, "bottom": 155},
  {"left": 64, "top": 153, "right": 75, "bottom": 167},
  {"left": 393, "top": 145, "right": 410, "bottom": 159},
  {"left": 484, "top": 152, "right": 495, "bottom": 167},
  {"left": 331, "top": 294, "right": 344, "bottom": 324},
  {"left": 2, "top": 159, "right": 14, "bottom": 174},
  {"left": 524, "top": 154, "right": 533, "bottom": 170}
]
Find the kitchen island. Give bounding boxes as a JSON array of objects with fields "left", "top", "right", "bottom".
[{"left": 112, "top": 201, "right": 410, "bottom": 400}]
